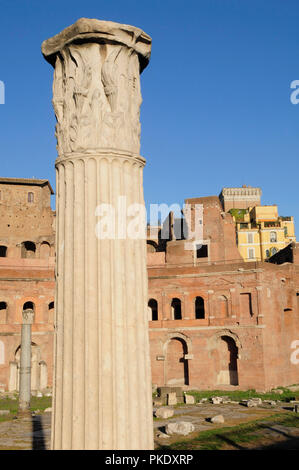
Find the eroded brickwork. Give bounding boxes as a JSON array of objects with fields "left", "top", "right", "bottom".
[
  {"left": 0, "top": 179, "right": 299, "bottom": 393},
  {"left": 0, "top": 178, "right": 55, "bottom": 392}
]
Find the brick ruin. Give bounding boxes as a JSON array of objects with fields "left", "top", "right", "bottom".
[{"left": 0, "top": 179, "right": 298, "bottom": 392}]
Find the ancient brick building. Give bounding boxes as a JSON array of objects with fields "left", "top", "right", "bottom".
[
  {"left": 0, "top": 178, "right": 55, "bottom": 392},
  {"left": 147, "top": 195, "right": 299, "bottom": 392},
  {"left": 0, "top": 179, "right": 298, "bottom": 393}
]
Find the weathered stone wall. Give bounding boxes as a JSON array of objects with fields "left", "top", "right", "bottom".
[
  {"left": 148, "top": 262, "right": 299, "bottom": 391},
  {"left": 0, "top": 179, "right": 55, "bottom": 392}
]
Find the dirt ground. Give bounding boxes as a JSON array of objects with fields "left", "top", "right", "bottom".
[{"left": 0, "top": 402, "right": 298, "bottom": 450}]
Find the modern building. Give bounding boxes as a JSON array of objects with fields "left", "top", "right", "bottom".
[{"left": 219, "top": 186, "right": 296, "bottom": 262}]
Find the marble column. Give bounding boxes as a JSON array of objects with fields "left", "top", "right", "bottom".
[
  {"left": 42, "top": 18, "right": 153, "bottom": 450},
  {"left": 18, "top": 309, "right": 34, "bottom": 414}
]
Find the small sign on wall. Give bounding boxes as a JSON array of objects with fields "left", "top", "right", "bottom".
[
  {"left": 184, "top": 354, "right": 194, "bottom": 360},
  {"left": 156, "top": 355, "right": 165, "bottom": 361}
]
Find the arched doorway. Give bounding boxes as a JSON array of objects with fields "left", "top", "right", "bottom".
[
  {"left": 216, "top": 335, "right": 239, "bottom": 386},
  {"left": 8, "top": 343, "right": 48, "bottom": 392},
  {"left": 165, "top": 337, "right": 189, "bottom": 386}
]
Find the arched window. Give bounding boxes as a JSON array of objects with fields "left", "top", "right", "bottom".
[
  {"left": 171, "top": 298, "right": 182, "bottom": 320},
  {"left": 28, "top": 192, "right": 34, "bottom": 203},
  {"left": 195, "top": 296, "right": 205, "bottom": 319},
  {"left": 0, "top": 246, "right": 7, "bottom": 257},
  {"left": 270, "top": 231, "right": 277, "bottom": 243},
  {"left": 0, "top": 302, "right": 7, "bottom": 325},
  {"left": 218, "top": 295, "right": 229, "bottom": 318},
  {"left": 23, "top": 301, "right": 34, "bottom": 311},
  {"left": 146, "top": 241, "right": 158, "bottom": 253},
  {"left": 148, "top": 299, "right": 158, "bottom": 321},
  {"left": 48, "top": 301, "right": 54, "bottom": 324},
  {"left": 40, "top": 241, "right": 51, "bottom": 259},
  {"left": 21, "top": 241, "right": 36, "bottom": 259}
]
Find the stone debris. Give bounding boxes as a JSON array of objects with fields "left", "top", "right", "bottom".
[
  {"left": 272, "top": 389, "right": 284, "bottom": 395},
  {"left": 156, "top": 431, "right": 170, "bottom": 439},
  {"left": 167, "top": 392, "right": 177, "bottom": 406},
  {"left": 165, "top": 421, "right": 195, "bottom": 436},
  {"left": 246, "top": 398, "right": 262, "bottom": 407},
  {"left": 210, "top": 414, "right": 225, "bottom": 424},
  {"left": 294, "top": 404, "right": 299, "bottom": 413},
  {"left": 211, "top": 396, "right": 223, "bottom": 404},
  {"left": 153, "top": 397, "right": 163, "bottom": 407},
  {"left": 154, "top": 407, "right": 174, "bottom": 419},
  {"left": 287, "top": 385, "right": 299, "bottom": 392},
  {"left": 0, "top": 410, "right": 10, "bottom": 415},
  {"left": 44, "top": 407, "right": 52, "bottom": 413},
  {"left": 263, "top": 400, "right": 276, "bottom": 406},
  {"left": 36, "top": 391, "right": 43, "bottom": 398},
  {"left": 184, "top": 394, "right": 195, "bottom": 405},
  {"left": 157, "top": 387, "right": 184, "bottom": 405}
]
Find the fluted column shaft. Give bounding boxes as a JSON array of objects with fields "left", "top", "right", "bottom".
[{"left": 43, "top": 18, "right": 153, "bottom": 450}]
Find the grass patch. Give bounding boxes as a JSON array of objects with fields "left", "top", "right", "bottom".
[
  {"left": 187, "top": 388, "right": 298, "bottom": 403},
  {"left": 157, "top": 412, "right": 299, "bottom": 450},
  {"left": 0, "top": 395, "right": 52, "bottom": 421}
]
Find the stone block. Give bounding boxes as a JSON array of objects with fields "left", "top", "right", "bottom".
[
  {"left": 211, "top": 396, "right": 223, "bottom": 404},
  {"left": 167, "top": 392, "right": 177, "bottom": 406},
  {"left": 154, "top": 407, "right": 174, "bottom": 419},
  {"left": 156, "top": 431, "right": 169, "bottom": 439},
  {"left": 0, "top": 410, "right": 9, "bottom": 415},
  {"left": 184, "top": 394, "right": 195, "bottom": 405},
  {"left": 210, "top": 414, "right": 224, "bottom": 424},
  {"left": 165, "top": 421, "right": 195, "bottom": 436}
]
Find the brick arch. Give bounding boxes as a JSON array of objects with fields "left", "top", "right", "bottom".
[
  {"left": 210, "top": 330, "right": 241, "bottom": 387},
  {"left": 163, "top": 334, "right": 190, "bottom": 386},
  {"left": 211, "top": 329, "right": 242, "bottom": 353},
  {"left": 163, "top": 332, "right": 192, "bottom": 355},
  {"left": 40, "top": 241, "right": 51, "bottom": 259}
]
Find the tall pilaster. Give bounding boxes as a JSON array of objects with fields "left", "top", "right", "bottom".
[{"left": 42, "top": 18, "right": 153, "bottom": 450}]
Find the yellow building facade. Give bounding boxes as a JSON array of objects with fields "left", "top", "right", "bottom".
[{"left": 230, "top": 205, "right": 296, "bottom": 262}]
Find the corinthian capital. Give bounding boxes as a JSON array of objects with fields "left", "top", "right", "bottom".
[{"left": 42, "top": 18, "right": 152, "bottom": 158}]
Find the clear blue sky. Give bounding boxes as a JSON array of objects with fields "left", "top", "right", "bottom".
[{"left": 0, "top": 0, "right": 299, "bottom": 233}]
